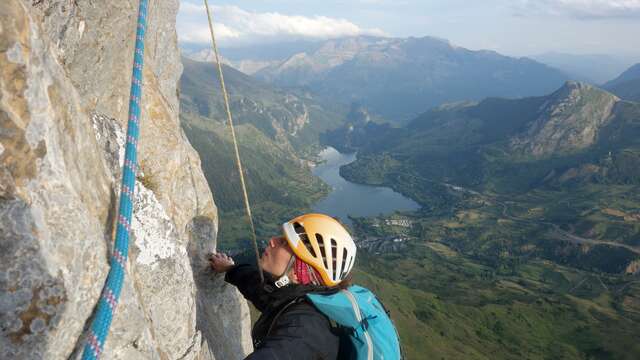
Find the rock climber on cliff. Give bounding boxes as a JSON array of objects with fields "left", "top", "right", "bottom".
[{"left": 209, "top": 213, "right": 357, "bottom": 360}]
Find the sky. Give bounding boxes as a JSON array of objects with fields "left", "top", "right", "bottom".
[{"left": 177, "top": 0, "right": 640, "bottom": 58}]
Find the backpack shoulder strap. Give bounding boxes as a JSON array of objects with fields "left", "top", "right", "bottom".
[{"left": 265, "top": 297, "right": 306, "bottom": 337}]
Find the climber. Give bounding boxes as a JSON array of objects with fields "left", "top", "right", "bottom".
[{"left": 209, "top": 213, "right": 357, "bottom": 360}]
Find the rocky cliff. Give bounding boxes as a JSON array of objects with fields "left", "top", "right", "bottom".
[
  {"left": 512, "top": 81, "right": 619, "bottom": 157},
  {"left": 1, "top": 1, "right": 251, "bottom": 359}
]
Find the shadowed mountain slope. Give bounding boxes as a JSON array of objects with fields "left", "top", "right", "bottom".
[
  {"left": 256, "top": 36, "right": 569, "bottom": 122},
  {"left": 604, "top": 63, "right": 640, "bottom": 102}
]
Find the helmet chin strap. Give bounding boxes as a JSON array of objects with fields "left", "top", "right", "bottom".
[{"left": 274, "top": 254, "right": 297, "bottom": 288}]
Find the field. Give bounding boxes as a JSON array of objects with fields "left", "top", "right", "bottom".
[
  {"left": 344, "top": 174, "right": 640, "bottom": 358},
  {"left": 353, "top": 238, "right": 640, "bottom": 359}
]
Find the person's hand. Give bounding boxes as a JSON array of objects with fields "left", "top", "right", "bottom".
[{"left": 209, "top": 252, "right": 235, "bottom": 273}]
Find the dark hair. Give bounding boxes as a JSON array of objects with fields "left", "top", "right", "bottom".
[
  {"left": 334, "top": 273, "right": 353, "bottom": 290},
  {"left": 298, "top": 272, "right": 353, "bottom": 295}
]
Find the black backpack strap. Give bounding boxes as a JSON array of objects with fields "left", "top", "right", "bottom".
[{"left": 265, "top": 297, "right": 305, "bottom": 338}]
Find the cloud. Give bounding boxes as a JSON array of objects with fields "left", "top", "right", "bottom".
[
  {"left": 177, "top": 3, "right": 386, "bottom": 46},
  {"left": 513, "top": 0, "right": 640, "bottom": 19},
  {"left": 178, "top": 21, "right": 240, "bottom": 44}
]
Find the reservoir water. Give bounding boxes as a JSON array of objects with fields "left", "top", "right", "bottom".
[{"left": 311, "top": 147, "right": 420, "bottom": 225}]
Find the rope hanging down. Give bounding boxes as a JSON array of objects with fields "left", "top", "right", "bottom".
[
  {"left": 82, "top": 1, "right": 149, "bottom": 358},
  {"left": 203, "top": 0, "right": 265, "bottom": 283}
]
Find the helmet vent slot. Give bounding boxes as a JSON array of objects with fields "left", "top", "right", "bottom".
[
  {"left": 331, "top": 238, "right": 338, "bottom": 279},
  {"left": 300, "top": 234, "right": 314, "bottom": 255},
  {"left": 316, "top": 234, "right": 329, "bottom": 270},
  {"left": 294, "top": 222, "right": 315, "bottom": 257},
  {"left": 339, "top": 248, "right": 348, "bottom": 280},
  {"left": 293, "top": 222, "right": 305, "bottom": 234},
  {"left": 345, "top": 256, "right": 353, "bottom": 277}
]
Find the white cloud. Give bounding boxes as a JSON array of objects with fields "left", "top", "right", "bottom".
[
  {"left": 178, "top": 22, "right": 240, "bottom": 44},
  {"left": 513, "top": 0, "right": 640, "bottom": 19},
  {"left": 177, "top": 3, "right": 386, "bottom": 45}
]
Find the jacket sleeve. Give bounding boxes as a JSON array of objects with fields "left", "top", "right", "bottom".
[
  {"left": 225, "top": 264, "right": 271, "bottom": 311},
  {"left": 243, "top": 304, "right": 339, "bottom": 360}
]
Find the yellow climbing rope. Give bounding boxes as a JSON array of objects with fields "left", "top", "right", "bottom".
[{"left": 203, "top": 0, "right": 264, "bottom": 283}]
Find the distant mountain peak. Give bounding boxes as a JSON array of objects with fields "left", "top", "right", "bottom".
[
  {"left": 181, "top": 48, "right": 279, "bottom": 75},
  {"left": 604, "top": 62, "right": 640, "bottom": 89},
  {"left": 255, "top": 35, "right": 568, "bottom": 121},
  {"left": 405, "top": 35, "right": 451, "bottom": 45},
  {"left": 548, "top": 80, "right": 612, "bottom": 104},
  {"left": 529, "top": 52, "right": 633, "bottom": 84},
  {"left": 602, "top": 63, "right": 640, "bottom": 101},
  {"left": 560, "top": 79, "right": 590, "bottom": 90},
  {"left": 512, "top": 81, "right": 619, "bottom": 157},
  {"left": 614, "top": 63, "right": 640, "bottom": 80}
]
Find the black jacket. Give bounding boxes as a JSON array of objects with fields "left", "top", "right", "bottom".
[{"left": 225, "top": 264, "right": 341, "bottom": 360}]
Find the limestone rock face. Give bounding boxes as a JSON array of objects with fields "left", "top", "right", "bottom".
[
  {"left": 512, "top": 81, "right": 619, "bottom": 157},
  {"left": 1, "top": 1, "right": 251, "bottom": 359}
]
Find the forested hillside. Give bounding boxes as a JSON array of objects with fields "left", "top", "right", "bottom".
[
  {"left": 180, "top": 43, "right": 640, "bottom": 360},
  {"left": 324, "top": 81, "right": 640, "bottom": 358},
  {"left": 179, "top": 58, "right": 346, "bottom": 247}
]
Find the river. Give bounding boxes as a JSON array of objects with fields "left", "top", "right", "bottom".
[{"left": 311, "top": 147, "right": 420, "bottom": 226}]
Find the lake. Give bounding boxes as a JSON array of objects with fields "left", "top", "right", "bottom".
[{"left": 311, "top": 147, "right": 420, "bottom": 226}]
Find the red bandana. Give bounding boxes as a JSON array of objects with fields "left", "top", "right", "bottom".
[{"left": 294, "top": 257, "right": 322, "bottom": 285}]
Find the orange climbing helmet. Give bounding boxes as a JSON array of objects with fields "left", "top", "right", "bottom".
[{"left": 282, "top": 213, "right": 357, "bottom": 287}]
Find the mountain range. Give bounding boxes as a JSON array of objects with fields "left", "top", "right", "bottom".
[
  {"left": 179, "top": 41, "right": 640, "bottom": 359},
  {"left": 180, "top": 57, "right": 345, "bottom": 157},
  {"left": 182, "top": 40, "right": 325, "bottom": 75},
  {"left": 179, "top": 57, "right": 347, "bottom": 246},
  {"left": 531, "top": 52, "right": 635, "bottom": 84},
  {"left": 324, "top": 80, "right": 640, "bottom": 273},
  {"left": 254, "top": 36, "right": 570, "bottom": 122},
  {"left": 604, "top": 63, "right": 640, "bottom": 102},
  {"left": 190, "top": 36, "right": 570, "bottom": 123},
  {"left": 323, "top": 79, "right": 640, "bottom": 358},
  {"left": 335, "top": 81, "right": 640, "bottom": 193}
]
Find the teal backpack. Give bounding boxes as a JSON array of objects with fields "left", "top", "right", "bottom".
[{"left": 306, "top": 285, "right": 403, "bottom": 360}]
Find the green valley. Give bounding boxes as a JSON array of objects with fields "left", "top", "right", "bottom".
[
  {"left": 179, "top": 58, "right": 346, "bottom": 249},
  {"left": 324, "top": 81, "right": 640, "bottom": 358},
  {"left": 353, "top": 244, "right": 640, "bottom": 359},
  {"left": 180, "top": 57, "right": 640, "bottom": 359}
]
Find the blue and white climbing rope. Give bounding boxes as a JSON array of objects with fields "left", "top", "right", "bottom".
[{"left": 82, "top": 1, "right": 149, "bottom": 358}]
